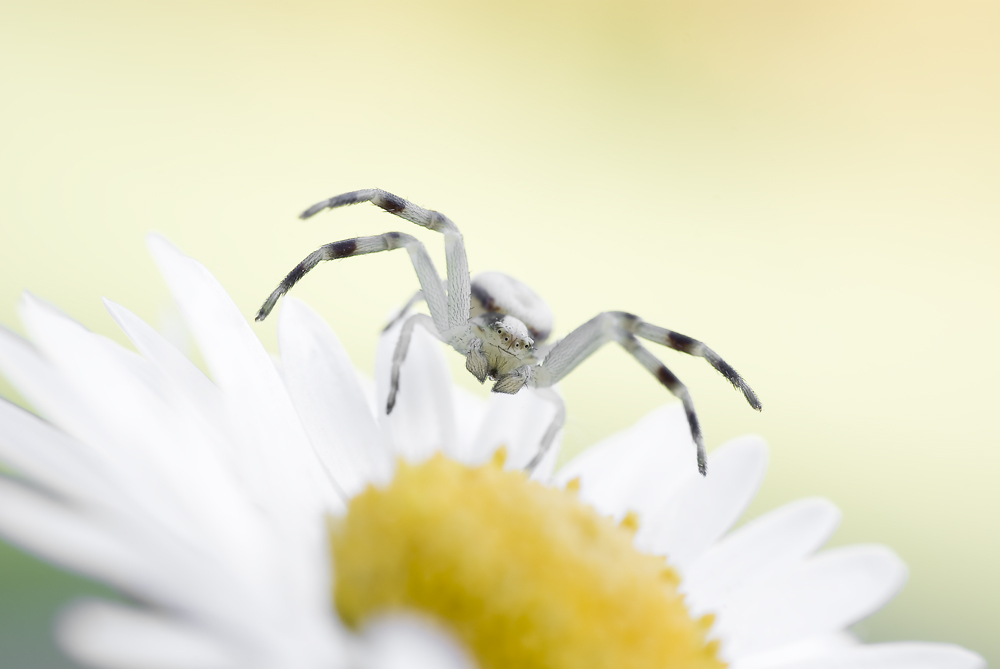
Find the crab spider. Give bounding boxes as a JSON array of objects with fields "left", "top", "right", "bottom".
[{"left": 256, "top": 189, "right": 761, "bottom": 476}]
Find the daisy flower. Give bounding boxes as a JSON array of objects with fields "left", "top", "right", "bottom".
[{"left": 0, "top": 236, "right": 984, "bottom": 669}]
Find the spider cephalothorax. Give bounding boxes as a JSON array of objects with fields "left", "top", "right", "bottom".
[{"left": 256, "top": 189, "right": 761, "bottom": 475}]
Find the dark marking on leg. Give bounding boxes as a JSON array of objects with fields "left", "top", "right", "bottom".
[
  {"left": 329, "top": 239, "right": 358, "bottom": 258},
  {"left": 299, "top": 189, "right": 376, "bottom": 219},
  {"left": 256, "top": 256, "right": 315, "bottom": 321},
  {"left": 655, "top": 364, "right": 680, "bottom": 389},
  {"left": 667, "top": 331, "right": 698, "bottom": 352},
  {"left": 683, "top": 402, "right": 707, "bottom": 476},
  {"left": 635, "top": 319, "right": 762, "bottom": 412},
  {"left": 654, "top": 364, "right": 707, "bottom": 476},
  {"left": 379, "top": 193, "right": 407, "bottom": 213}
]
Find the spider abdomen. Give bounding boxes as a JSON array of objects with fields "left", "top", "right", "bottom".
[{"left": 470, "top": 272, "right": 553, "bottom": 343}]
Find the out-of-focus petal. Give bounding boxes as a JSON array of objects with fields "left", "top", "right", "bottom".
[
  {"left": 58, "top": 600, "right": 242, "bottom": 669},
  {"left": 636, "top": 436, "right": 768, "bottom": 572},
  {"left": 729, "top": 632, "right": 857, "bottom": 669},
  {"left": 19, "top": 294, "right": 264, "bottom": 545},
  {"left": 740, "top": 642, "right": 986, "bottom": 669},
  {"left": 450, "top": 386, "right": 489, "bottom": 463},
  {"left": 148, "top": 234, "right": 341, "bottom": 616},
  {"left": 715, "top": 545, "right": 908, "bottom": 660},
  {"left": 279, "top": 298, "right": 393, "bottom": 497},
  {"left": 148, "top": 234, "right": 338, "bottom": 519},
  {"left": 104, "top": 298, "right": 231, "bottom": 466},
  {"left": 683, "top": 498, "right": 841, "bottom": 617},
  {"left": 355, "top": 615, "right": 476, "bottom": 669},
  {"left": 0, "top": 477, "right": 173, "bottom": 601},
  {"left": 0, "top": 397, "right": 114, "bottom": 506},
  {"left": 554, "top": 405, "right": 693, "bottom": 520}
]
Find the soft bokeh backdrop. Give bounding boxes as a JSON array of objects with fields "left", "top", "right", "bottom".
[{"left": 1, "top": 0, "right": 998, "bottom": 665}]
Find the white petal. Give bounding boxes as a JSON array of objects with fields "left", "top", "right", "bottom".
[
  {"left": 528, "top": 423, "right": 562, "bottom": 483},
  {"left": 0, "top": 322, "right": 125, "bottom": 476},
  {"left": 145, "top": 236, "right": 333, "bottom": 516},
  {"left": 683, "top": 498, "right": 841, "bottom": 617},
  {"left": 0, "top": 397, "right": 114, "bottom": 505},
  {"left": 58, "top": 600, "right": 242, "bottom": 669},
  {"left": 715, "top": 545, "right": 908, "bottom": 660},
  {"left": 278, "top": 298, "right": 393, "bottom": 496},
  {"left": 148, "top": 234, "right": 339, "bottom": 518},
  {"left": 554, "top": 404, "right": 695, "bottom": 519},
  {"left": 355, "top": 615, "right": 476, "bottom": 669},
  {"left": 148, "top": 235, "right": 340, "bottom": 615},
  {"left": 104, "top": 298, "right": 232, "bottom": 464},
  {"left": 18, "top": 294, "right": 279, "bottom": 579},
  {"left": 356, "top": 373, "right": 381, "bottom": 421},
  {"left": 374, "top": 321, "right": 457, "bottom": 463},
  {"left": 731, "top": 632, "right": 857, "bottom": 669},
  {"left": 467, "top": 387, "right": 560, "bottom": 469},
  {"left": 635, "top": 436, "right": 768, "bottom": 572},
  {"left": 744, "top": 642, "right": 986, "bottom": 669},
  {"left": 450, "top": 385, "right": 489, "bottom": 463},
  {"left": 0, "top": 313, "right": 191, "bottom": 537},
  {"left": 0, "top": 477, "right": 172, "bottom": 599}
]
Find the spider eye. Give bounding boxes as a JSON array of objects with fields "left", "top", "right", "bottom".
[{"left": 504, "top": 336, "right": 510, "bottom": 342}]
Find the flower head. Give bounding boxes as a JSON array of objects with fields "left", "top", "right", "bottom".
[{"left": 0, "top": 236, "right": 984, "bottom": 669}]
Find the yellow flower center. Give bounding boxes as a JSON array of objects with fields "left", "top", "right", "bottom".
[{"left": 330, "top": 451, "right": 725, "bottom": 669}]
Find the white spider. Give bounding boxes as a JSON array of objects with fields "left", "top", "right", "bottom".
[{"left": 256, "top": 189, "right": 761, "bottom": 475}]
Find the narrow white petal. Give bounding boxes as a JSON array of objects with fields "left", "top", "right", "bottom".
[
  {"left": 636, "top": 436, "right": 768, "bottom": 572},
  {"left": 0, "top": 477, "right": 169, "bottom": 597},
  {"left": 715, "top": 545, "right": 908, "bottom": 660},
  {"left": 0, "top": 318, "right": 191, "bottom": 537},
  {"left": 554, "top": 404, "right": 694, "bottom": 519},
  {"left": 104, "top": 298, "right": 232, "bottom": 464},
  {"left": 148, "top": 235, "right": 340, "bottom": 615},
  {"left": 0, "top": 397, "right": 114, "bottom": 505},
  {"left": 469, "top": 388, "right": 561, "bottom": 470},
  {"left": 741, "top": 642, "right": 986, "bottom": 669},
  {"left": 355, "top": 615, "right": 476, "bottom": 669},
  {"left": 106, "top": 303, "right": 288, "bottom": 592},
  {"left": 683, "top": 498, "right": 841, "bottom": 617},
  {"left": 450, "top": 385, "right": 489, "bottom": 463},
  {"left": 279, "top": 297, "right": 393, "bottom": 496},
  {"left": 374, "top": 321, "right": 457, "bottom": 463},
  {"left": 19, "top": 294, "right": 279, "bottom": 578},
  {"left": 58, "top": 600, "right": 242, "bottom": 669},
  {"left": 148, "top": 234, "right": 339, "bottom": 518},
  {"left": 355, "top": 373, "right": 381, "bottom": 422},
  {"left": 731, "top": 632, "right": 857, "bottom": 669}
]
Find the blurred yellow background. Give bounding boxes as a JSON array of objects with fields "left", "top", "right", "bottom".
[{"left": 1, "top": 0, "right": 998, "bottom": 665}]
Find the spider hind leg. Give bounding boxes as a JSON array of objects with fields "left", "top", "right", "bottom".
[{"left": 532, "top": 311, "right": 761, "bottom": 476}]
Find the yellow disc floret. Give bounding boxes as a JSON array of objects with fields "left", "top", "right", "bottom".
[{"left": 330, "top": 450, "right": 725, "bottom": 669}]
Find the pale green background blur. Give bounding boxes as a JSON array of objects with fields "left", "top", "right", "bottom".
[{"left": 1, "top": 1, "right": 998, "bottom": 666}]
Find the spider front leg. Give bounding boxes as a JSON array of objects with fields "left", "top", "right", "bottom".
[
  {"left": 255, "top": 232, "right": 450, "bottom": 335},
  {"left": 524, "top": 386, "right": 566, "bottom": 473},
  {"left": 386, "top": 313, "right": 441, "bottom": 413},
  {"left": 300, "top": 189, "right": 472, "bottom": 331}
]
